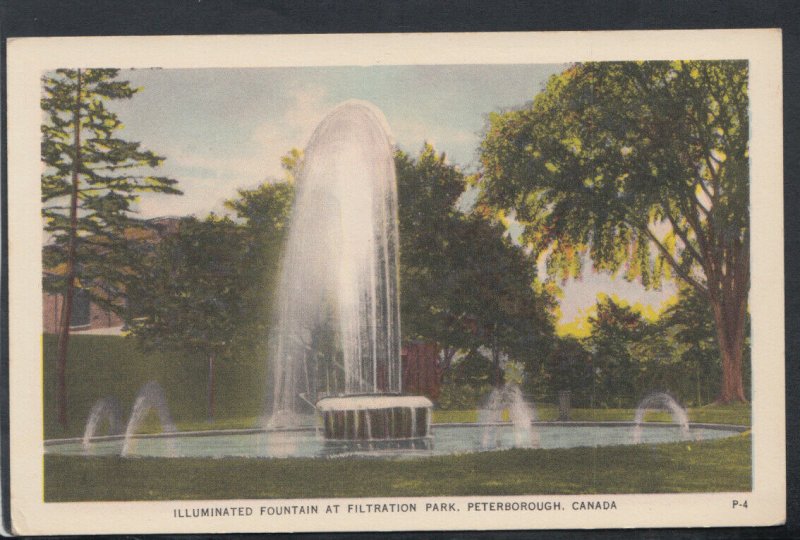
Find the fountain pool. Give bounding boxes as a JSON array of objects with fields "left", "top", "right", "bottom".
[{"left": 47, "top": 422, "right": 745, "bottom": 459}]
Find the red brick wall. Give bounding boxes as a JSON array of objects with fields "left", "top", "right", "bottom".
[
  {"left": 401, "top": 341, "right": 443, "bottom": 400},
  {"left": 42, "top": 293, "right": 123, "bottom": 334},
  {"left": 43, "top": 293, "right": 61, "bottom": 334}
]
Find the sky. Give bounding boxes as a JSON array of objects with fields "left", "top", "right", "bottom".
[{"left": 109, "top": 65, "right": 676, "bottom": 328}]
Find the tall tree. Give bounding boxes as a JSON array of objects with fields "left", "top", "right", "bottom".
[
  {"left": 41, "top": 69, "right": 180, "bottom": 427},
  {"left": 448, "top": 212, "right": 555, "bottom": 387},
  {"left": 397, "top": 144, "right": 555, "bottom": 386},
  {"left": 660, "top": 283, "right": 721, "bottom": 405},
  {"left": 479, "top": 61, "right": 750, "bottom": 402},
  {"left": 225, "top": 179, "right": 296, "bottom": 356},
  {"left": 396, "top": 144, "right": 473, "bottom": 365},
  {"left": 129, "top": 146, "right": 296, "bottom": 420},
  {"left": 587, "top": 296, "right": 647, "bottom": 407},
  {"left": 542, "top": 336, "right": 592, "bottom": 405},
  {"left": 130, "top": 216, "right": 247, "bottom": 421}
]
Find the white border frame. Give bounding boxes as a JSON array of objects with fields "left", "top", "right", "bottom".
[{"left": 7, "top": 30, "right": 785, "bottom": 534}]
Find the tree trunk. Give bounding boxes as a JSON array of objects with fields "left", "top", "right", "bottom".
[
  {"left": 711, "top": 289, "right": 748, "bottom": 403},
  {"left": 492, "top": 324, "right": 503, "bottom": 388},
  {"left": 55, "top": 69, "right": 82, "bottom": 429},
  {"left": 207, "top": 353, "right": 215, "bottom": 422},
  {"left": 695, "top": 363, "right": 701, "bottom": 407},
  {"left": 439, "top": 346, "right": 457, "bottom": 383}
]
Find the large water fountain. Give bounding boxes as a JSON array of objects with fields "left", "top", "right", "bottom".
[{"left": 266, "top": 101, "right": 432, "bottom": 443}]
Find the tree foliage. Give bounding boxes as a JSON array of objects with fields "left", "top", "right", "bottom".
[
  {"left": 540, "top": 336, "right": 592, "bottom": 405},
  {"left": 130, "top": 216, "right": 249, "bottom": 419},
  {"left": 397, "top": 144, "right": 555, "bottom": 386},
  {"left": 659, "top": 283, "right": 750, "bottom": 405},
  {"left": 396, "top": 144, "right": 469, "bottom": 348},
  {"left": 129, "top": 174, "right": 295, "bottom": 420},
  {"left": 479, "top": 61, "right": 750, "bottom": 402},
  {"left": 225, "top": 180, "right": 296, "bottom": 332},
  {"left": 587, "top": 296, "right": 649, "bottom": 407}
]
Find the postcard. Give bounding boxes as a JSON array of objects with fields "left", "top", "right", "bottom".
[{"left": 5, "top": 29, "right": 785, "bottom": 534}]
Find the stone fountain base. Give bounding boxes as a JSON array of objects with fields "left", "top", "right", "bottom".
[{"left": 317, "top": 394, "right": 433, "bottom": 442}]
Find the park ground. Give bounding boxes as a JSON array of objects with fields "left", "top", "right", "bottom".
[{"left": 43, "top": 335, "right": 751, "bottom": 501}]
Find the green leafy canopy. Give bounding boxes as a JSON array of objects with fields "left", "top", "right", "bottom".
[{"left": 479, "top": 60, "right": 748, "bottom": 296}]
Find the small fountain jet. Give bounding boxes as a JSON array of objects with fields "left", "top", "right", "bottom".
[{"left": 632, "top": 392, "right": 690, "bottom": 444}]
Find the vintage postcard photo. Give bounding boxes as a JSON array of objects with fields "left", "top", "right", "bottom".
[{"left": 5, "top": 30, "right": 785, "bottom": 534}]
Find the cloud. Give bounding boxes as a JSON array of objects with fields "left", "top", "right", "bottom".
[
  {"left": 135, "top": 84, "right": 481, "bottom": 220},
  {"left": 250, "top": 85, "right": 333, "bottom": 180},
  {"left": 153, "top": 83, "right": 481, "bottom": 215},
  {"left": 166, "top": 149, "right": 266, "bottom": 183},
  {"left": 136, "top": 85, "right": 334, "bottom": 220},
  {"left": 137, "top": 149, "right": 270, "bottom": 220}
]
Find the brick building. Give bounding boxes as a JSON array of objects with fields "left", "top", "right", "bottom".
[
  {"left": 42, "top": 289, "right": 124, "bottom": 334},
  {"left": 42, "top": 217, "right": 181, "bottom": 335}
]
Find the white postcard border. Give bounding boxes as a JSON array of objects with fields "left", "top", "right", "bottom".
[{"left": 6, "top": 29, "right": 785, "bottom": 534}]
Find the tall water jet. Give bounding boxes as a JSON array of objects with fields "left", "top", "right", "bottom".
[
  {"left": 82, "top": 396, "right": 123, "bottom": 453},
  {"left": 121, "top": 381, "right": 177, "bottom": 457},
  {"left": 267, "top": 101, "right": 432, "bottom": 440},
  {"left": 480, "top": 384, "right": 539, "bottom": 449},
  {"left": 632, "top": 392, "right": 690, "bottom": 443}
]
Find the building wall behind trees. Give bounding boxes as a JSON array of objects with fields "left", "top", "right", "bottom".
[{"left": 43, "top": 291, "right": 123, "bottom": 334}]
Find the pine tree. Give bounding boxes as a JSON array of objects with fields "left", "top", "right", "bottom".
[{"left": 41, "top": 68, "right": 181, "bottom": 428}]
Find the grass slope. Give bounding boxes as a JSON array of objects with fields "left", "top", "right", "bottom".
[
  {"left": 45, "top": 433, "right": 751, "bottom": 501},
  {"left": 44, "top": 334, "right": 267, "bottom": 439},
  {"left": 45, "top": 335, "right": 751, "bottom": 439}
]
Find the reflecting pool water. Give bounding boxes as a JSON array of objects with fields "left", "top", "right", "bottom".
[{"left": 45, "top": 422, "right": 745, "bottom": 459}]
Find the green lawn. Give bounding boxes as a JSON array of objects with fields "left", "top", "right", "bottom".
[
  {"left": 44, "top": 433, "right": 751, "bottom": 501},
  {"left": 432, "top": 404, "right": 750, "bottom": 426}
]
